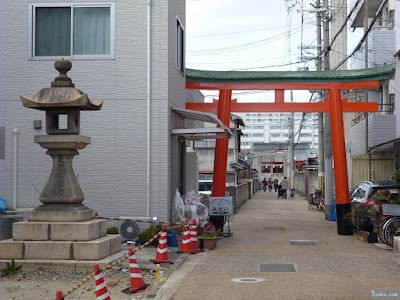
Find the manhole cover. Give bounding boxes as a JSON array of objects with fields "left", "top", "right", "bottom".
[
  {"left": 231, "top": 278, "right": 266, "bottom": 283},
  {"left": 264, "top": 226, "right": 284, "bottom": 230},
  {"left": 290, "top": 240, "right": 317, "bottom": 246},
  {"left": 260, "top": 264, "right": 296, "bottom": 272}
]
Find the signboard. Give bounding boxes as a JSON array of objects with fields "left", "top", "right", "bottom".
[{"left": 209, "top": 196, "right": 233, "bottom": 216}]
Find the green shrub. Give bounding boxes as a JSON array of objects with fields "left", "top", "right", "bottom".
[
  {"left": 136, "top": 225, "right": 162, "bottom": 245},
  {"left": 107, "top": 226, "right": 119, "bottom": 234},
  {"left": 1, "top": 259, "right": 22, "bottom": 278}
]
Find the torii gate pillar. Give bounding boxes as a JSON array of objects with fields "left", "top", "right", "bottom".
[
  {"left": 210, "top": 89, "right": 232, "bottom": 230},
  {"left": 328, "top": 89, "right": 352, "bottom": 235}
]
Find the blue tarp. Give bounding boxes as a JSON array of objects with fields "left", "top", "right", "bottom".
[
  {"left": 329, "top": 197, "right": 336, "bottom": 221},
  {"left": 0, "top": 197, "right": 6, "bottom": 213}
]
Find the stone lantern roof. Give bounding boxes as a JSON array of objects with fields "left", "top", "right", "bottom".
[{"left": 20, "top": 59, "right": 103, "bottom": 110}]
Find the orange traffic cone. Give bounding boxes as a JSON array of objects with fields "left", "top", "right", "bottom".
[
  {"left": 177, "top": 219, "right": 195, "bottom": 253},
  {"left": 55, "top": 290, "right": 64, "bottom": 300},
  {"left": 122, "top": 247, "right": 151, "bottom": 294},
  {"left": 190, "top": 219, "right": 202, "bottom": 252},
  {"left": 94, "top": 263, "right": 111, "bottom": 300},
  {"left": 150, "top": 224, "right": 173, "bottom": 265}
]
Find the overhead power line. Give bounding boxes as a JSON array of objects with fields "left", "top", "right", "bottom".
[
  {"left": 187, "top": 22, "right": 314, "bottom": 56},
  {"left": 334, "top": 0, "right": 387, "bottom": 69},
  {"left": 328, "top": 0, "right": 362, "bottom": 51}
]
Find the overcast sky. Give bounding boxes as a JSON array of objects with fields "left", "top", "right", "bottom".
[
  {"left": 186, "top": 0, "right": 316, "bottom": 72},
  {"left": 186, "top": 0, "right": 320, "bottom": 102},
  {"left": 185, "top": 0, "right": 362, "bottom": 103}
]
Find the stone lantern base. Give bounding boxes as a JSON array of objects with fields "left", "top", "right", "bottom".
[
  {"left": 28, "top": 204, "right": 94, "bottom": 222},
  {"left": 0, "top": 219, "right": 122, "bottom": 271},
  {"left": 0, "top": 133, "right": 123, "bottom": 269}
]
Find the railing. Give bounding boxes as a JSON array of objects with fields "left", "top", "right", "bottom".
[{"left": 351, "top": 103, "right": 394, "bottom": 126}]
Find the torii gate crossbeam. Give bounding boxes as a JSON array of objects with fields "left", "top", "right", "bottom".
[{"left": 185, "top": 64, "right": 395, "bottom": 235}]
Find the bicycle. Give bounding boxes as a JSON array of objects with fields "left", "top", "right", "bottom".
[
  {"left": 308, "top": 189, "right": 324, "bottom": 211},
  {"left": 377, "top": 216, "right": 400, "bottom": 246},
  {"left": 308, "top": 193, "right": 315, "bottom": 210}
]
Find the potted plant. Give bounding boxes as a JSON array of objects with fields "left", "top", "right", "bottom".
[
  {"left": 199, "top": 222, "right": 219, "bottom": 250},
  {"left": 351, "top": 199, "right": 379, "bottom": 233},
  {"left": 377, "top": 189, "right": 400, "bottom": 217}
]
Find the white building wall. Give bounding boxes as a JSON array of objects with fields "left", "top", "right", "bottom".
[{"left": 0, "top": 0, "right": 187, "bottom": 222}]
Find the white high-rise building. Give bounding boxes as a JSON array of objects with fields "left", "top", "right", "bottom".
[{"left": 237, "top": 112, "right": 319, "bottom": 156}]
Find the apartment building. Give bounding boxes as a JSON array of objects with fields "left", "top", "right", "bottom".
[
  {"left": 0, "top": 0, "right": 205, "bottom": 222},
  {"left": 348, "top": 0, "right": 397, "bottom": 188}
]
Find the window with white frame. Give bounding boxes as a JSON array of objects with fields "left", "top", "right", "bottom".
[
  {"left": 176, "top": 18, "right": 184, "bottom": 72},
  {"left": 30, "top": 3, "right": 114, "bottom": 58}
]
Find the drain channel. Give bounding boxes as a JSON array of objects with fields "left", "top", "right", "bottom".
[
  {"left": 264, "top": 226, "right": 284, "bottom": 230},
  {"left": 290, "top": 240, "right": 317, "bottom": 246},
  {"left": 231, "top": 278, "right": 266, "bottom": 283},
  {"left": 260, "top": 264, "right": 296, "bottom": 272}
]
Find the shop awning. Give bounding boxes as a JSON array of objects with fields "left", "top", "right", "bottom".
[{"left": 171, "top": 107, "right": 232, "bottom": 140}]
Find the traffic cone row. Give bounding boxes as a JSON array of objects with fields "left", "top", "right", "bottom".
[
  {"left": 122, "top": 247, "right": 151, "bottom": 294},
  {"left": 150, "top": 224, "right": 173, "bottom": 265},
  {"left": 58, "top": 221, "right": 206, "bottom": 300},
  {"left": 94, "top": 263, "right": 111, "bottom": 300},
  {"left": 177, "top": 218, "right": 203, "bottom": 254}
]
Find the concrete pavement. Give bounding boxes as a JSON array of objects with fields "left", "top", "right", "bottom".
[{"left": 152, "top": 190, "right": 400, "bottom": 300}]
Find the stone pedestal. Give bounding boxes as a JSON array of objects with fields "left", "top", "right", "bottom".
[
  {"left": 0, "top": 219, "right": 122, "bottom": 270},
  {"left": 28, "top": 204, "right": 93, "bottom": 222}
]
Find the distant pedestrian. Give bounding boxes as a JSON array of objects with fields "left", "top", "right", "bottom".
[
  {"left": 262, "top": 178, "right": 267, "bottom": 192},
  {"left": 267, "top": 178, "right": 273, "bottom": 192},
  {"left": 280, "top": 177, "right": 289, "bottom": 198},
  {"left": 273, "top": 178, "right": 279, "bottom": 192}
]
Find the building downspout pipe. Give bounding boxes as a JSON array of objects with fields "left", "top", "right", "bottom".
[
  {"left": 13, "top": 128, "right": 20, "bottom": 209},
  {"left": 146, "top": 0, "right": 151, "bottom": 218}
]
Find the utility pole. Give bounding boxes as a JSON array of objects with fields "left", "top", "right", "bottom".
[
  {"left": 364, "top": 0, "right": 370, "bottom": 179},
  {"left": 316, "top": 0, "right": 325, "bottom": 218},
  {"left": 289, "top": 91, "right": 295, "bottom": 189},
  {"left": 322, "top": 0, "right": 334, "bottom": 218}
]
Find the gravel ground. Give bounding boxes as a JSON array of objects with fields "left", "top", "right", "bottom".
[
  {"left": 0, "top": 244, "right": 185, "bottom": 300},
  {"left": 0, "top": 267, "right": 159, "bottom": 300}
]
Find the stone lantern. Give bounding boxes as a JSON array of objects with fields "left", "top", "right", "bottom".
[
  {"left": 20, "top": 59, "right": 103, "bottom": 221},
  {"left": 0, "top": 60, "right": 121, "bottom": 267}
]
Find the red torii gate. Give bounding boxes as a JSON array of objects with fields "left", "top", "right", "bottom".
[{"left": 185, "top": 64, "right": 395, "bottom": 235}]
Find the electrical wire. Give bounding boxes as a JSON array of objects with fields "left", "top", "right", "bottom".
[
  {"left": 187, "top": 22, "right": 314, "bottom": 56},
  {"left": 187, "top": 24, "right": 300, "bottom": 39},
  {"left": 334, "top": 0, "right": 386, "bottom": 69}
]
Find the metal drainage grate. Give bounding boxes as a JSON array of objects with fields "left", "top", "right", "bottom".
[
  {"left": 264, "top": 226, "right": 284, "bottom": 230},
  {"left": 290, "top": 240, "right": 317, "bottom": 246},
  {"left": 253, "top": 216, "right": 269, "bottom": 219},
  {"left": 260, "top": 264, "right": 296, "bottom": 272},
  {"left": 231, "top": 278, "right": 266, "bottom": 283}
]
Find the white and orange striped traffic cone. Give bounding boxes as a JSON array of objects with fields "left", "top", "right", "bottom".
[
  {"left": 150, "top": 224, "right": 173, "bottom": 265},
  {"left": 177, "top": 219, "right": 195, "bottom": 253},
  {"left": 122, "top": 247, "right": 151, "bottom": 294},
  {"left": 94, "top": 263, "right": 111, "bottom": 300},
  {"left": 190, "top": 219, "right": 202, "bottom": 253}
]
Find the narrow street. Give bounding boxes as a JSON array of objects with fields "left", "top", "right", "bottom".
[{"left": 157, "top": 190, "right": 400, "bottom": 300}]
